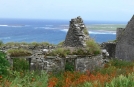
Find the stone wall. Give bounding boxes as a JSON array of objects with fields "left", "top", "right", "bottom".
[
  {"left": 116, "top": 28, "right": 125, "bottom": 41},
  {"left": 76, "top": 55, "right": 104, "bottom": 72},
  {"left": 30, "top": 56, "right": 65, "bottom": 72},
  {"left": 31, "top": 55, "right": 105, "bottom": 72},
  {"left": 6, "top": 53, "right": 106, "bottom": 72},
  {"left": 116, "top": 15, "right": 134, "bottom": 61},
  {"left": 101, "top": 42, "right": 116, "bottom": 58}
]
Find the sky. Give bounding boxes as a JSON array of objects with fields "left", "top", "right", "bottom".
[{"left": 0, "top": 0, "right": 134, "bottom": 21}]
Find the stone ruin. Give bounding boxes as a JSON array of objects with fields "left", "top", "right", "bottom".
[
  {"left": 116, "top": 15, "right": 134, "bottom": 61},
  {"left": 5, "top": 51, "right": 106, "bottom": 73},
  {"left": 1, "top": 16, "right": 111, "bottom": 73},
  {"left": 64, "top": 16, "right": 90, "bottom": 47},
  {"left": 101, "top": 42, "right": 116, "bottom": 58}
]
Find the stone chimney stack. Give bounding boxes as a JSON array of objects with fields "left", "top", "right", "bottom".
[{"left": 64, "top": 16, "right": 90, "bottom": 47}]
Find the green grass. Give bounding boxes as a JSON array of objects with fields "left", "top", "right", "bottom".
[
  {"left": 29, "top": 42, "right": 51, "bottom": 46},
  {"left": 7, "top": 48, "right": 32, "bottom": 57},
  {"left": 110, "top": 59, "right": 134, "bottom": 68},
  {"left": 47, "top": 47, "right": 71, "bottom": 57},
  {"left": 93, "top": 59, "right": 134, "bottom": 75},
  {"left": 86, "top": 39, "right": 101, "bottom": 55},
  {"left": 48, "top": 39, "right": 101, "bottom": 57}
]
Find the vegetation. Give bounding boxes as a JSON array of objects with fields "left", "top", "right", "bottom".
[
  {"left": 47, "top": 39, "right": 101, "bottom": 57},
  {"left": 47, "top": 59, "right": 134, "bottom": 87},
  {"left": 83, "top": 28, "right": 89, "bottom": 35},
  {"left": 86, "top": 39, "right": 101, "bottom": 55},
  {"left": 7, "top": 48, "right": 32, "bottom": 57},
  {"left": 0, "top": 51, "right": 48, "bottom": 87},
  {"left": 65, "top": 61, "right": 75, "bottom": 71},
  {"left": 13, "top": 58, "right": 29, "bottom": 71},
  {"left": 47, "top": 47, "right": 71, "bottom": 57},
  {"left": 29, "top": 42, "right": 52, "bottom": 46},
  {"left": 0, "top": 71, "right": 48, "bottom": 87},
  {"left": 57, "top": 41, "right": 64, "bottom": 46},
  {"left": 1, "top": 58, "right": 134, "bottom": 87},
  {"left": 105, "top": 73, "right": 134, "bottom": 87},
  {"left": 0, "top": 52, "right": 10, "bottom": 77}
]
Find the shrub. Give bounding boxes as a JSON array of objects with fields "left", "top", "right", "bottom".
[
  {"left": 0, "top": 52, "right": 10, "bottom": 77},
  {"left": 13, "top": 58, "right": 29, "bottom": 71},
  {"left": 7, "top": 48, "right": 32, "bottom": 57},
  {"left": 105, "top": 73, "right": 134, "bottom": 87},
  {"left": 86, "top": 39, "right": 101, "bottom": 55},
  {"left": 65, "top": 61, "right": 75, "bottom": 71}
]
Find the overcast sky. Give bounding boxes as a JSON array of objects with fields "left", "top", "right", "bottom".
[{"left": 0, "top": 0, "right": 133, "bottom": 21}]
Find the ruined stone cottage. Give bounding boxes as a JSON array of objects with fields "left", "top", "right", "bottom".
[{"left": 4, "top": 16, "right": 108, "bottom": 72}]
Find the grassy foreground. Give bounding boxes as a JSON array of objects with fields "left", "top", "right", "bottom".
[{"left": 1, "top": 50, "right": 134, "bottom": 87}]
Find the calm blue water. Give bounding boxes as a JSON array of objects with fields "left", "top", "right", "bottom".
[{"left": 0, "top": 19, "right": 125, "bottom": 44}]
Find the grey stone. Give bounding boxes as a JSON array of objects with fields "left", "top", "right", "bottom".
[
  {"left": 75, "top": 55, "right": 104, "bottom": 72},
  {"left": 101, "top": 42, "right": 115, "bottom": 58},
  {"left": 64, "top": 16, "right": 90, "bottom": 47},
  {"left": 116, "top": 15, "right": 134, "bottom": 61}
]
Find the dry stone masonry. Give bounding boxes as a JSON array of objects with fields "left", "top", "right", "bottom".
[
  {"left": 64, "top": 16, "right": 90, "bottom": 47},
  {"left": 3, "top": 47, "right": 109, "bottom": 72},
  {"left": 116, "top": 15, "right": 134, "bottom": 61},
  {"left": 1, "top": 16, "right": 111, "bottom": 72},
  {"left": 101, "top": 42, "right": 116, "bottom": 58}
]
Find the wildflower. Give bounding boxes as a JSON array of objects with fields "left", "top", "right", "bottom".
[
  {"left": 0, "top": 76, "right": 2, "bottom": 79},
  {"left": 31, "top": 78, "right": 35, "bottom": 82}
]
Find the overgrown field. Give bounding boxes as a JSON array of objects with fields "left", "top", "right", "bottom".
[{"left": 1, "top": 51, "right": 134, "bottom": 87}]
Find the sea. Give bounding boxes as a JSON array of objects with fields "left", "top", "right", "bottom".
[{"left": 0, "top": 18, "right": 127, "bottom": 44}]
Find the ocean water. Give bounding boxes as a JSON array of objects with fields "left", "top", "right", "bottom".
[{"left": 0, "top": 19, "right": 126, "bottom": 44}]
